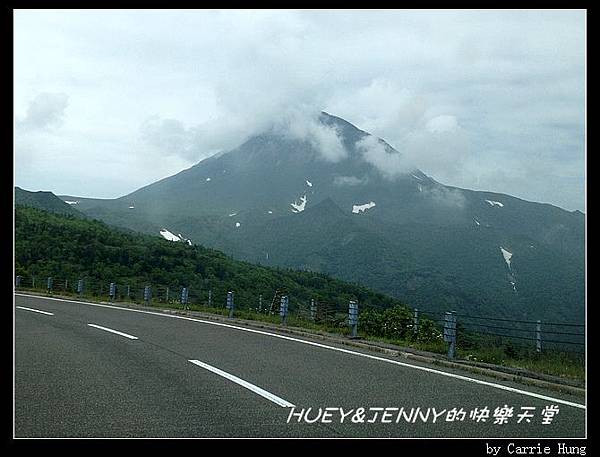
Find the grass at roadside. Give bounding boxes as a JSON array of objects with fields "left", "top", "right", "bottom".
[{"left": 361, "top": 334, "right": 584, "bottom": 382}]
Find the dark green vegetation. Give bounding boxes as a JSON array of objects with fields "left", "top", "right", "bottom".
[
  {"left": 57, "top": 112, "right": 585, "bottom": 324},
  {"left": 455, "top": 333, "right": 584, "bottom": 382},
  {"left": 14, "top": 205, "right": 409, "bottom": 317}
]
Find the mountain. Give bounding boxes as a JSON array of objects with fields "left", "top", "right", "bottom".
[
  {"left": 15, "top": 187, "right": 85, "bottom": 218},
  {"left": 57, "top": 112, "right": 585, "bottom": 323}
]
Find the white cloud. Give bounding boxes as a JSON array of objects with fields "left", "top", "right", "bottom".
[
  {"left": 275, "top": 109, "right": 348, "bottom": 162},
  {"left": 401, "top": 117, "right": 472, "bottom": 183},
  {"left": 355, "top": 135, "right": 415, "bottom": 179},
  {"left": 325, "top": 78, "right": 428, "bottom": 140},
  {"left": 308, "top": 123, "right": 347, "bottom": 162},
  {"left": 426, "top": 115, "right": 458, "bottom": 133},
  {"left": 326, "top": 81, "right": 473, "bottom": 189},
  {"left": 333, "top": 175, "right": 367, "bottom": 186},
  {"left": 423, "top": 186, "right": 466, "bottom": 209},
  {"left": 13, "top": 10, "right": 585, "bottom": 210},
  {"left": 140, "top": 116, "right": 194, "bottom": 159},
  {"left": 17, "top": 92, "right": 69, "bottom": 131}
]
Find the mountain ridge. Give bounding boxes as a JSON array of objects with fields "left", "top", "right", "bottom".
[{"left": 15, "top": 186, "right": 86, "bottom": 218}]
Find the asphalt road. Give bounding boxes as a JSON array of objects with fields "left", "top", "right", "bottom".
[{"left": 14, "top": 293, "right": 586, "bottom": 438}]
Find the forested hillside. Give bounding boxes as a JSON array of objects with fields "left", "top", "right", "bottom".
[{"left": 14, "top": 205, "right": 409, "bottom": 312}]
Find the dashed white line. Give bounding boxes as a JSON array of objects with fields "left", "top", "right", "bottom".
[
  {"left": 15, "top": 293, "right": 585, "bottom": 410},
  {"left": 87, "top": 323, "right": 138, "bottom": 340},
  {"left": 189, "top": 359, "right": 295, "bottom": 408},
  {"left": 16, "top": 306, "right": 54, "bottom": 316}
]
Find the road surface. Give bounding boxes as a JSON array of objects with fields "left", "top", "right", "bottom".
[{"left": 14, "top": 293, "right": 586, "bottom": 438}]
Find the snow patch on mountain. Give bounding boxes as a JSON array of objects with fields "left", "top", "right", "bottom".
[
  {"left": 65, "top": 200, "right": 79, "bottom": 205},
  {"left": 500, "top": 247, "right": 517, "bottom": 291},
  {"left": 486, "top": 200, "right": 504, "bottom": 207},
  {"left": 500, "top": 247, "right": 513, "bottom": 269},
  {"left": 160, "top": 229, "right": 181, "bottom": 242},
  {"left": 160, "top": 229, "right": 192, "bottom": 245},
  {"left": 177, "top": 233, "right": 192, "bottom": 245},
  {"left": 352, "top": 201, "right": 376, "bottom": 214},
  {"left": 291, "top": 195, "right": 307, "bottom": 213}
]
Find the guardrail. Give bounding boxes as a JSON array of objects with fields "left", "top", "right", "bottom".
[
  {"left": 14, "top": 275, "right": 585, "bottom": 358},
  {"left": 416, "top": 309, "right": 585, "bottom": 356}
]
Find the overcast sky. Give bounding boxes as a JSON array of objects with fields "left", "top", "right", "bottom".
[{"left": 14, "top": 9, "right": 585, "bottom": 211}]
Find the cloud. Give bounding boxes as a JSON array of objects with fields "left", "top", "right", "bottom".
[
  {"left": 307, "top": 123, "right": 347, "bottom": 162},
  {"left": 426, "top": 115, "right": 458, "bottom": 133},
  {"left": 401, "top": 117, "right": 472, "bottom": 182},
  {"left": 422, "top": 186, "right": 466, "bottom": 209},
  {"left": 325, "top": 78, "right": 428, "bottom": 141},
  {"left": 277, "top": 110, "right": 347, "bottom": 162},
  {"left": 139, "top": 116, "right": 194, "bottom": 159},
  {"left": 355, "top": 135, "right": 416, "bottom": 179},
  {"left": 326, "top": 80, "right": 473, "bottom": 185},
  {"left": 13, "top": 10, "right": 585, "bottom": 210},
  {"left": 139, "top": 108, "right": 348, "bottom": 163},
  {"left": 333, "top": 175, "right": 367, "bottom": 186},
  {"left": 17, "top": 92, "right": 69, "bottom": 131}
]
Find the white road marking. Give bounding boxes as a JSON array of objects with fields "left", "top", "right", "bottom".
[
  {"left": 189, "top": 359, "right": 295, "bottom": 408},
  {"left": 87, "top": 323, "right": 138, "bottom": 340},
  {"left": 16, "top": 306, "right": 54, "bottom": 316},
  {"left": 15, "top": 293, "right": 585, "bottom": 410}
]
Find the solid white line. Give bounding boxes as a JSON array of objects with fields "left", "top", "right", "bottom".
[
  {"left": 15, "top": 293, "right": 586, "bottom": 410},
  {"left": 87, "top": 323, "right": 138, "bottom": 340},
  {"left": 16, "top": 306, "right": 54, "bottom": 316},
  {"left": 189, "top": 359, "right": 295, "bottom": 408}
]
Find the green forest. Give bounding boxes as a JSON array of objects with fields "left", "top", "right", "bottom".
[{"left": 15, "top": 205, "right": 410, "bottom": 314}]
